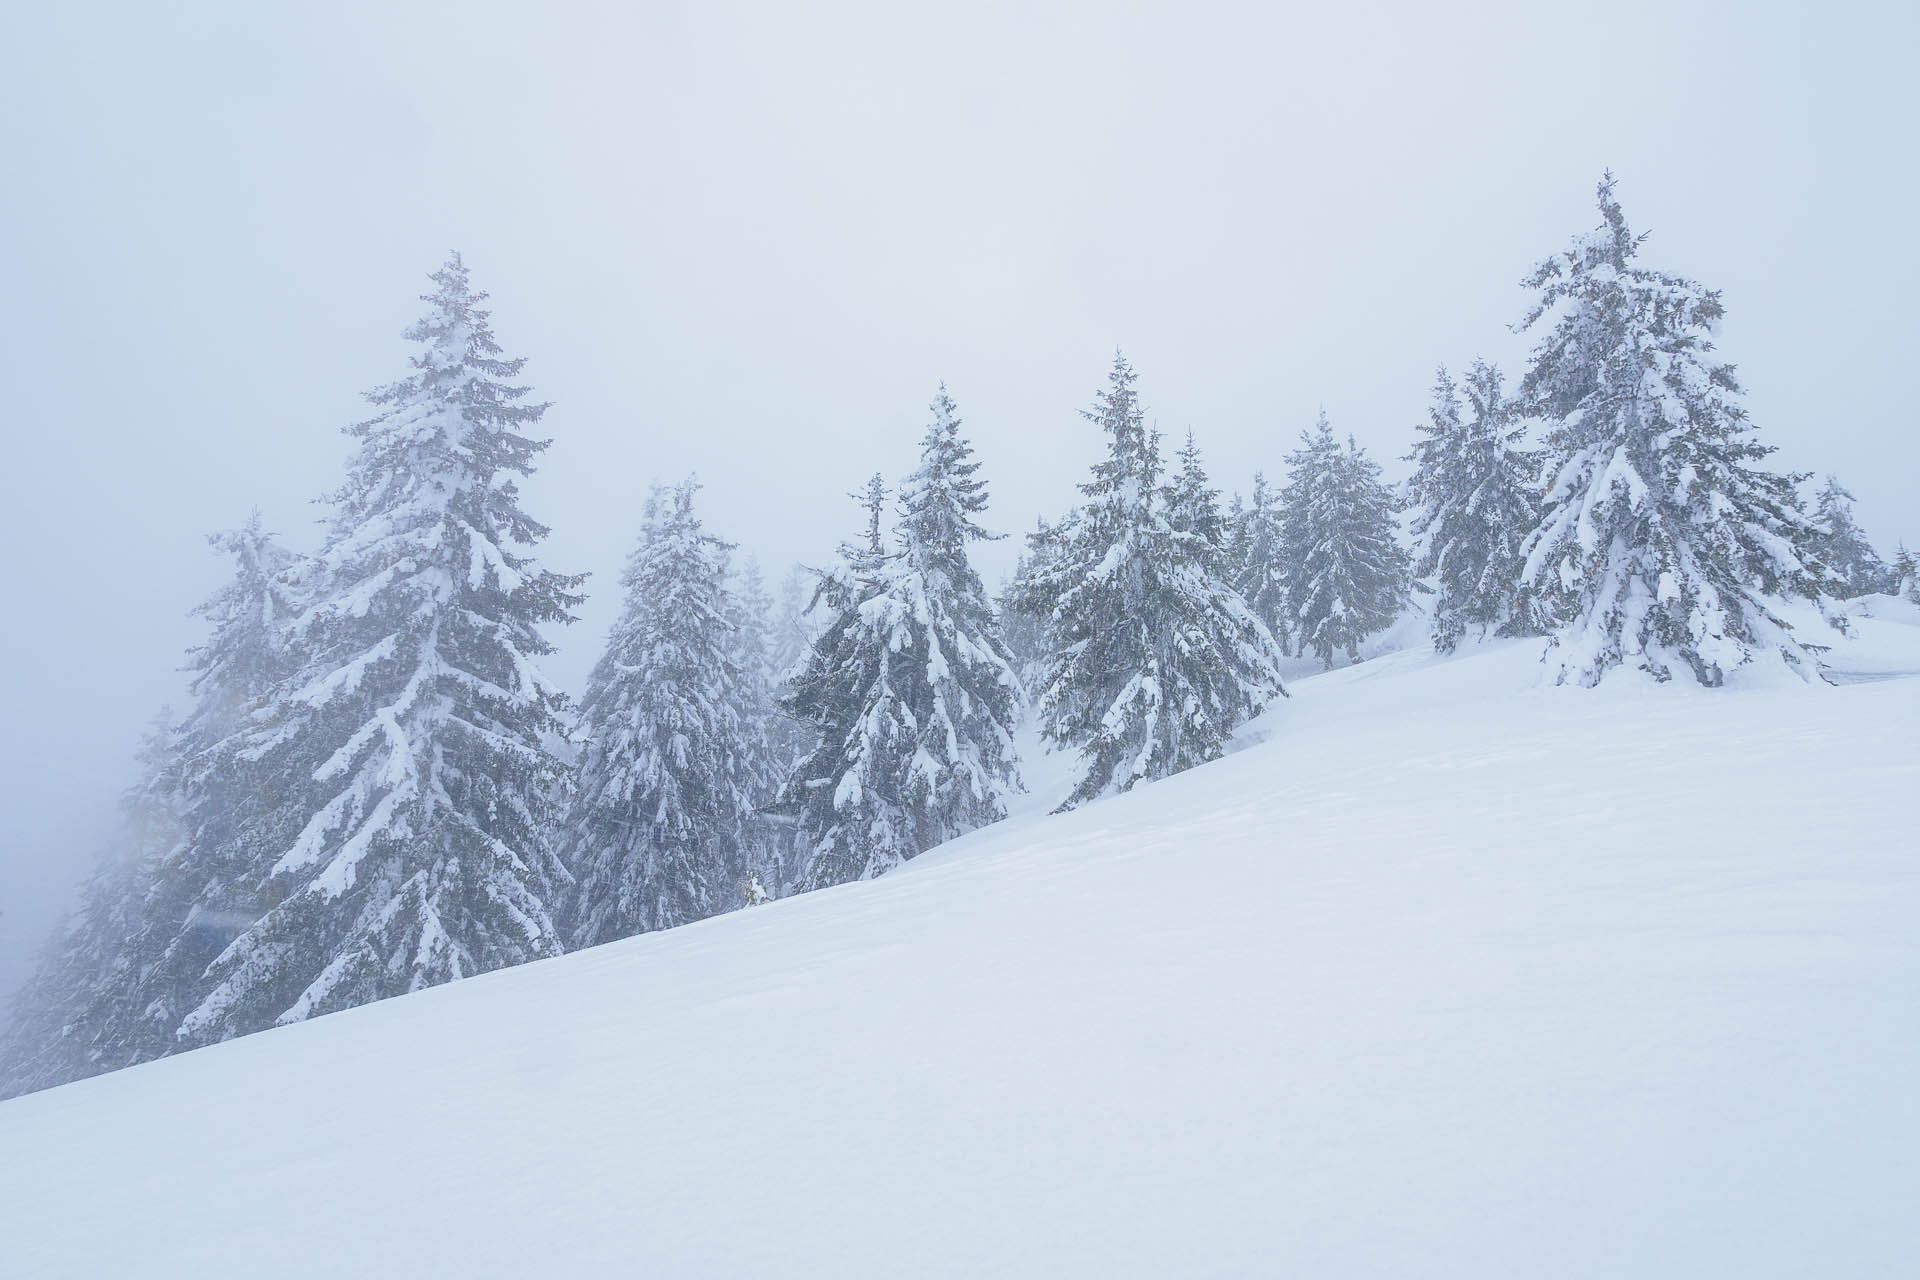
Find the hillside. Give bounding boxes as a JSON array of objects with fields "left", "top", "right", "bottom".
[{"left": 2, "top": 608, "right": 1916, "bottom": 1278}]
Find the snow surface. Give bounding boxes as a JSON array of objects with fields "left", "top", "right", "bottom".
[{"left": 3, "top": 623, "right": 1918, "bottom": 1277}]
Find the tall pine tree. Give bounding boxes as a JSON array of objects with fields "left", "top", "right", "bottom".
[
  {"left": 180, "top": 254, "right": 583, "bottom": 1042},
  {"left": 1891, "top": 543, "right": 1918, "bottom": 605},
  {"left": 1279, "top": 414, "right": 1412, "bottom": 668},
  {"left": 771, "top": 564, "right": 820, "bottom": 689},
  {"left": 1515, "top": 176, "right": 1828, "bottom": 686},
  {"left": 0, "top": 714, "right": 186, "bottom": 1098},
  {"left": 999, "top": 516, "right": 1068, "bottom": 692},
  {"left": 763, "top": 563, "right": 821, "bottom": 854},
  {"left": 2, "top": 515, "right": 309, "bottom": 1094},
  {"left": 1405, "top": 361, "right": 1540, "bottom": 650},
  {"left": 848, "top": 473, "right": 890, "bottom": 570},
  {"left": 1811, "top": 477, "right": 1888, "bottom": 598},
  {"left": 1165, "top": 430, "right": 1228, "bottom": 551},
  {"left": 565, "top": 479, "right": 757, "bottom": 945},
  {"left": 780, "top": 387, "right": 1024, "bottom": 887},
  {"left": 727, "top": 555, "right": 789, "bottom": 890},
  {"left": 126, "top": 515, "right": 309, "bottom": 1051},
  {"left": 1016, "top": 354, "right": 1283, "bottom": 810},
  {"left": 1230, "top": 472, "right": 1289, "bottom": 653}
]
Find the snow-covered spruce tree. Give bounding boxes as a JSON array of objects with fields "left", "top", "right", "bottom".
[
  {"left": 1892, "top": 543, "right": 1919, "bottom": 604},
  {"left": 880, "top": 384, "right": 1024, "bottom": 837},
  {"left": 1015, "top": 353, "right": 1283, "bottom": 810},
  {"left": 1230, "top": 471, "right": 1290, "bottom": 653},
  {"left": 1224, "top": 490, "right": 1249, "bottom": 571},
  {"left": 0, "top": 890, "right": 121, "bottom": 1098},
  {"left": 721, "top": 556, "right": 791, "bottom": 898},
  {"left": 762, "top": 564, "right": 821, "bottom": 848},
  {"left": 178, "top": 254, "right": 583, "bottom": 1043},
  {"left": 120, "top": 514, "right": 310, "bottom": 1051},
  {"left": 2, "top": 515, "right": 310, "bottom": 1094},
  {"left": 776, "top": 519, "right": 892, "bottom": 887},
  {"left": 771, "top": 563, "right": 819, "bottom": 685},
  {"left": 781, "top": 388, "right": 1024, "bottom": 887},
  {"left": 0, "top": 714, "right": 187, "bottom": 1098},
  {"left": 565, "top": 478, "right": 759, "bottom": 945},
  {"left": 1279, "top": 414, "right": 1412, "bottom": 668},
  {"left": 998, "top": 516, "right": 1069, "bottom": 691},
  {"left": 848, "top": 472, "right": 890, "bottom": 570},
  {"left": 1404, "top": 361, "right": 1540, "bottom": 650},
  {"left": 1811, "top": 477, "right": 1889, "bottom": 599},
  {"left": 1165, "top": 430, "right": 1228, "bottom": 551},
  {"left": 182, "top": 513, "right": 309, "bottom": 740},
  {"left": 727, "top": 555, "right": 789, "bottom": 881},
  {"left": 1515, "top": 175, "right": 1829, "bottom": 686},
  {"left": 1164, "top": 431, "right": 1251, "bottom": 622}
]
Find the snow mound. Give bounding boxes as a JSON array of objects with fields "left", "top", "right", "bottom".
[
  {"left": 1823, "top": 592, "right": 1920, "bottom": 683},
  {"left": 2, "top": 640, "right": 1916, "bottom": 1277}
]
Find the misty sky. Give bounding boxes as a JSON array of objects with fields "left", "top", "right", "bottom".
[{"left": 2, "top": 1, "right": 1915, "bottom": 1000}]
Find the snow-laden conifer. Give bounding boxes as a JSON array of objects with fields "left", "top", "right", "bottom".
[
  {"left": 999, "top": 516, "right": 1068, "bottom": 692},
  {"left": 1279, "top": 414, "right": 1412, "bottom": 668},
  {"left": 3, "top": 515, "right": 309, "bottom": 1092},
  {"left": 761, "top": 564, "right": 821, "bottom": 884},
  {"left": 727, "top": 555, "right": 790, "bottom": 886},
  {"left": 1225, "top": 490, "right": 1249, "bottom": 569},
  {"left": 1165, "top": 430, "right": 1228, "bottom": 552},
  {"left": 179, "top": 255, "right": 582, "bottom": 1041},
  {"left": 1016, "top": 354, "right": 1283, "bottom": 810},
  {"left": 728, "top": 555, "right": 783, "bottom": 803},
  {"left": 1405, "top": 362, "right": 1540, "bottom": 650},
  {"left": 776, "top": 565, "right": 890, "bottom": 886},
  {"left": 176, "top": 513, "right": 310, "bottom": 743},
  {"left": 884, "top": 386, "right": 1025, "bottom": 838},
  {"left": 1516, "top": 176, "right": 1828, "bottom": 686},
  {"left": 124, "top": 516, "right": 309, "bottom": 1047},
  {"left": 1891, "top": 544, "right": 1918, "bottom": 604},
  {"left": 1230, "top": 472, "right": 1290, "bottom": 653},
  {"left": 771, "top": 564, "right": 819, "bottom": 687},
  {"left": 848, "top": 473, "right": 890, "bottom": 570},
  {"left": 781, "top": 388, "right": 1024, "bottom": 886},
  {"left": 1811, "top": 477, "right": 1888, "bottom": 599},
  {"left": 565, "top": 478, "right": 758, "bottom": 945},
  {"left": 0, "top": 715, "right": 186, "bottom": 1098}
]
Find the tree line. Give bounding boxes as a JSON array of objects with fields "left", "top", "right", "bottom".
[{"left": 3, "top": 176, "right": 1910, "bottom": 1098}]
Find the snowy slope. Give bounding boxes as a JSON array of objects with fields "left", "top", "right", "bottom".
[{"left": 3, "top": 624, "right": 1918, "bottom": 1278}]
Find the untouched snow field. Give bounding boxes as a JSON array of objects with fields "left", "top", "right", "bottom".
[{"left": 3, "top": 613, "right": 1917, "bottom": 1277}]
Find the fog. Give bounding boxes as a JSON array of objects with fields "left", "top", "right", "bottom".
[{"left": 2, "top": 0, "right": 1914, "bottom": 1001}]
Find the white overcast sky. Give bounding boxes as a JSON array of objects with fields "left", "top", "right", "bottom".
[{"left": 2, "top": 1, "right": 1915, "bottom": 997}]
